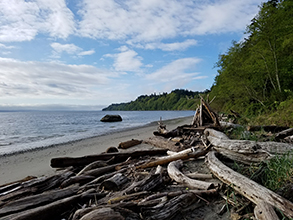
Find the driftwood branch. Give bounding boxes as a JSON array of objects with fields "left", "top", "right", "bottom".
[
  {"left": 206, "top": 151, "right": 293, "bottom": 218},
  {"left": 167, "top": 160, "right": 215, "bottom": 190}
]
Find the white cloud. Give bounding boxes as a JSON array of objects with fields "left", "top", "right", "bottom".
[
  {"left": 104, "top": 46, "right": 143, "bottom": 72},
  {"left": 0, "top": 43, "right": 15, "bottom": 49},
  {"left": 51, "top": 42, "right": 95, "bottom": 57},
  {"left": 145, "top": 58, "right": 204, "bottom": 89},
  {"left": 78, "top": 0, "right": 262, "bottom": 43},
  {"left": 0, "top": 0, "right": 75, "bottom": 42},
  {"left": 143, "top": 39, "right": 198, "bottom": 51},
  {"left": 0, "top": 57, "right": 116, "bottom": 99}
]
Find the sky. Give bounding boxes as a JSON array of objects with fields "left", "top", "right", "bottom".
[{"left": 0, "top": 0, "right": 264, "bottom": 110}]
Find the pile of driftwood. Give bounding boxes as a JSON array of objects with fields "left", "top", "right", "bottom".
[{"left": 1, "top": 98, "right": 293, "bottom": 220}]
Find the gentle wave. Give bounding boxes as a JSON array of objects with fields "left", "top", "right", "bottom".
[{"left": 0, "top": 110, "right": 194, "bottom": 155}]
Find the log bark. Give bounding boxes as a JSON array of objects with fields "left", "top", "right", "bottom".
[
  {"left": 60, "top": 175, "right": 96, "bottom": 188},
  {"left": 136, "top": 147, "right": 210, "bottom": 170},
  {"left": 2, "top": 194, "right": 81, "bottom": 220},
  {"left": 51, "top": 149, "right": 167, "bottom": 168},
  {"left": 167, "top": 160, "right": 214, "bottom": 190},
  {"left": 100, "top": 173, "right": 128, "bottom": 191},
  {"left": 0, "top": 186, "right": 79, "bottom": 217},
  {"left": 79, "top": 208, "right": 124, "bottom": 220},
  {"left": 144, "top": 136, "right": 181, "bottom": 152},
  {"left": 274, "top": 127, "right": 293, "bottom": 141},
  {"left": 76, "top": 160, "right": 108, "bottom": 176},
  {"left": 185, "top": 172, "right": 213, "bottom": 180},
  {"left": 254, "top": 201, "right": 279, "bottom": 220},
  {"left": 206, "top": 151, "right": 293, "bottom": 218},
  {"left": 204, "top": 128, "right": 230, "bottom": 140},
  {"left": 118, "top": 139, "right": 143, "bottom": 149}
]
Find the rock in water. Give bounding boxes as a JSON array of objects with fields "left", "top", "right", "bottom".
[{"left": 100, "top": 114, "right": 122, "bottom": 122}]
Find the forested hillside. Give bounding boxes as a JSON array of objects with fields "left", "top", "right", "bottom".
[
  {"left": 102, "top": 89, "right": 206, "bottom": 111},
  {"left": 209, "top": 0, "right": 293, "bottom": 118}
]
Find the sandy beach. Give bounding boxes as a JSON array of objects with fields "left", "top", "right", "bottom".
[{"left": 0, "top": 116, "right": 193, "bottom": 185}]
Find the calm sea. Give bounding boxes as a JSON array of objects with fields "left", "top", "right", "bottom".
[{"left": 0, "top": 111, "right": 194, "bottom": 155}]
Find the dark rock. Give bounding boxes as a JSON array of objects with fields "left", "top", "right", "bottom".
[{"left": 100, "top": 114, "right": 122, "bottom": 122}]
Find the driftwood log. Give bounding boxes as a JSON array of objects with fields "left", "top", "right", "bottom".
[
  {"left": 50, "top": 149, "right": 168, "bottom": 168},
  {"left": 118, "top": 139, "right": 142, "bottom": 149},
  {"left": 136, "top": 147, "right": 209, "bottom": 170},
  {"left": 167, "top": 160, "right": 214, "bottom": 190},
  {"left": 206, "top": 151, "right": 293, "bottom": 218}
]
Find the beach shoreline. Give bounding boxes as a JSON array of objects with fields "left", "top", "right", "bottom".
[{"left": 0, "top": 116, "right": 193, "bottom": 185}]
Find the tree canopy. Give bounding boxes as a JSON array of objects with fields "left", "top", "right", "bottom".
[
  {"left": 210, "top": 0, "right": 293, "bottom": 115},
  {"left": 102, "top": 89, "right": 206, "bottom": 111}
]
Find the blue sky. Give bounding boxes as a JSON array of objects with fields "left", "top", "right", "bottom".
[{"left": 0, "top": 0, "right": 264, "bottom": 110}]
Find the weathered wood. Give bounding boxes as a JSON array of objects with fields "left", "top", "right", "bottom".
[
  {"left": 204, "top": 128, "right": 230, "bottom": 140},
  {"left": 79, "top": 207, "right": 124, "bottom": 220},
  {"left": 118, "top": 139, "right": 143, "bottom": 149},
  {"left": 136, "top": 147, "right": 210, "bottom": 170},
  {"left": 141, "top": 192, "right": 198, "bottom": 220},
  {"left": 100, "top": 173, "right": 128, "bottom": 191},
  {"left": 219, "top": 121, "right": 243, "bottom": 129},
  {"left": 51, "top": 149, "right": 168, "bottom": 168},
  {"left": 275, "top": 127, "right": 293, "bottom": 141},
  {"left": 185, "top": 172, "right": 213, "bottom": 180},
  {"left": 108, "top": 191, "right": 148, "bottom": 204},
  {"left": 254, "top": 201, "right": 279, "bottom": 220},
  {"left": 60, "top": 175, "right": 95, "bottom": 188},
  {"left": 76, "top": 160, "right": 108, "bottom": 176},
  {"left": 206, "top": 151, "right": 293, "bottom": 218},
  {"left": 2, "top": 194, "right": 81, "bottom": 220},
  {"left": 84, "top": 164, "right": 119, "bottom": 177},
  {"left": 144, "top": 136, "right": 182, "bottom": 152},
  {"left": 167, "top": 160, "right": 214, "bottom": 190},
  {"left": 0, "top": 186, "right": 79, "bottom": 217}
]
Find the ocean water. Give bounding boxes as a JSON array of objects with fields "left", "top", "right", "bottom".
[{"left": 0, "top": 111, "right": 194, "bottom": 155}]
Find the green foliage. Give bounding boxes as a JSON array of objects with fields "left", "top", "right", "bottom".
[
  {"left": 102, "top": 89, "right": 203, "bottom": 111},
  {"left": 210, "top": 0, "right": 293, "bottom": 115},
  {"left": 263, "top": 151, "right": 293, "bottom": 191}
]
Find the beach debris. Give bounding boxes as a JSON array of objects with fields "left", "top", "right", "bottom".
[
  {"left": 118, "top": 139, "right": 142, "bottom": 149},
  {"left": 1, "top": 104, "right": 293, "bottom": 219},
  {"left": 100, "top": 114, "right": 122, "bottom": 122}
]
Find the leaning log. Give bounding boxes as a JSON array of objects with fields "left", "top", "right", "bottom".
[
  {"left": 206, "top": 151, "right": 293, "bottom": 218},
  {"left": 167, "top": 160, "right": 214, "bottom": 190},
  {"left": 136, "top": 147, "right": 210, "bottom": 170},
  {"left": 51, "top": 149, "right": 168, "bottom": 168}
]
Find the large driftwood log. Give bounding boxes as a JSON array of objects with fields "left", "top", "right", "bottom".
[
  {"left": 144, "top": 136, "right": 181, "bottom": 152},
  {"left": 206, "top": 151, "right": 293, "bottom": 218},
  {"left": 0, "top": 186, "right": 79, "bottom": 217},
  {"left": 136, "top": 147, "right": 210, "bottom": 170},
  {"left": 118, "top": 139, "right": 142, "bottom": 149},
  {"left": 167, "top": 160, "right": 214, "bottom": 190},
  {"left": 51, "top": 149, "right": 167, "bottom": 168}
]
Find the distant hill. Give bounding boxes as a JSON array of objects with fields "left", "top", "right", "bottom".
[{"left": 102, "top": 89, "right": 208, "bottom": 111}]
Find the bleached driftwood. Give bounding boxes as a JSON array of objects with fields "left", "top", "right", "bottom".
[
  {"left": 254, "top": 201, "right": 279, "bottom": 220},
  {"left": 206, "top": 151, "right": 293, "bottom": 218},
  {"left": 167, "top": 160, "right": 214, "bottom": 190},
  {"left": 136, "top": 147, "right": 209, "bottom": 170}
]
